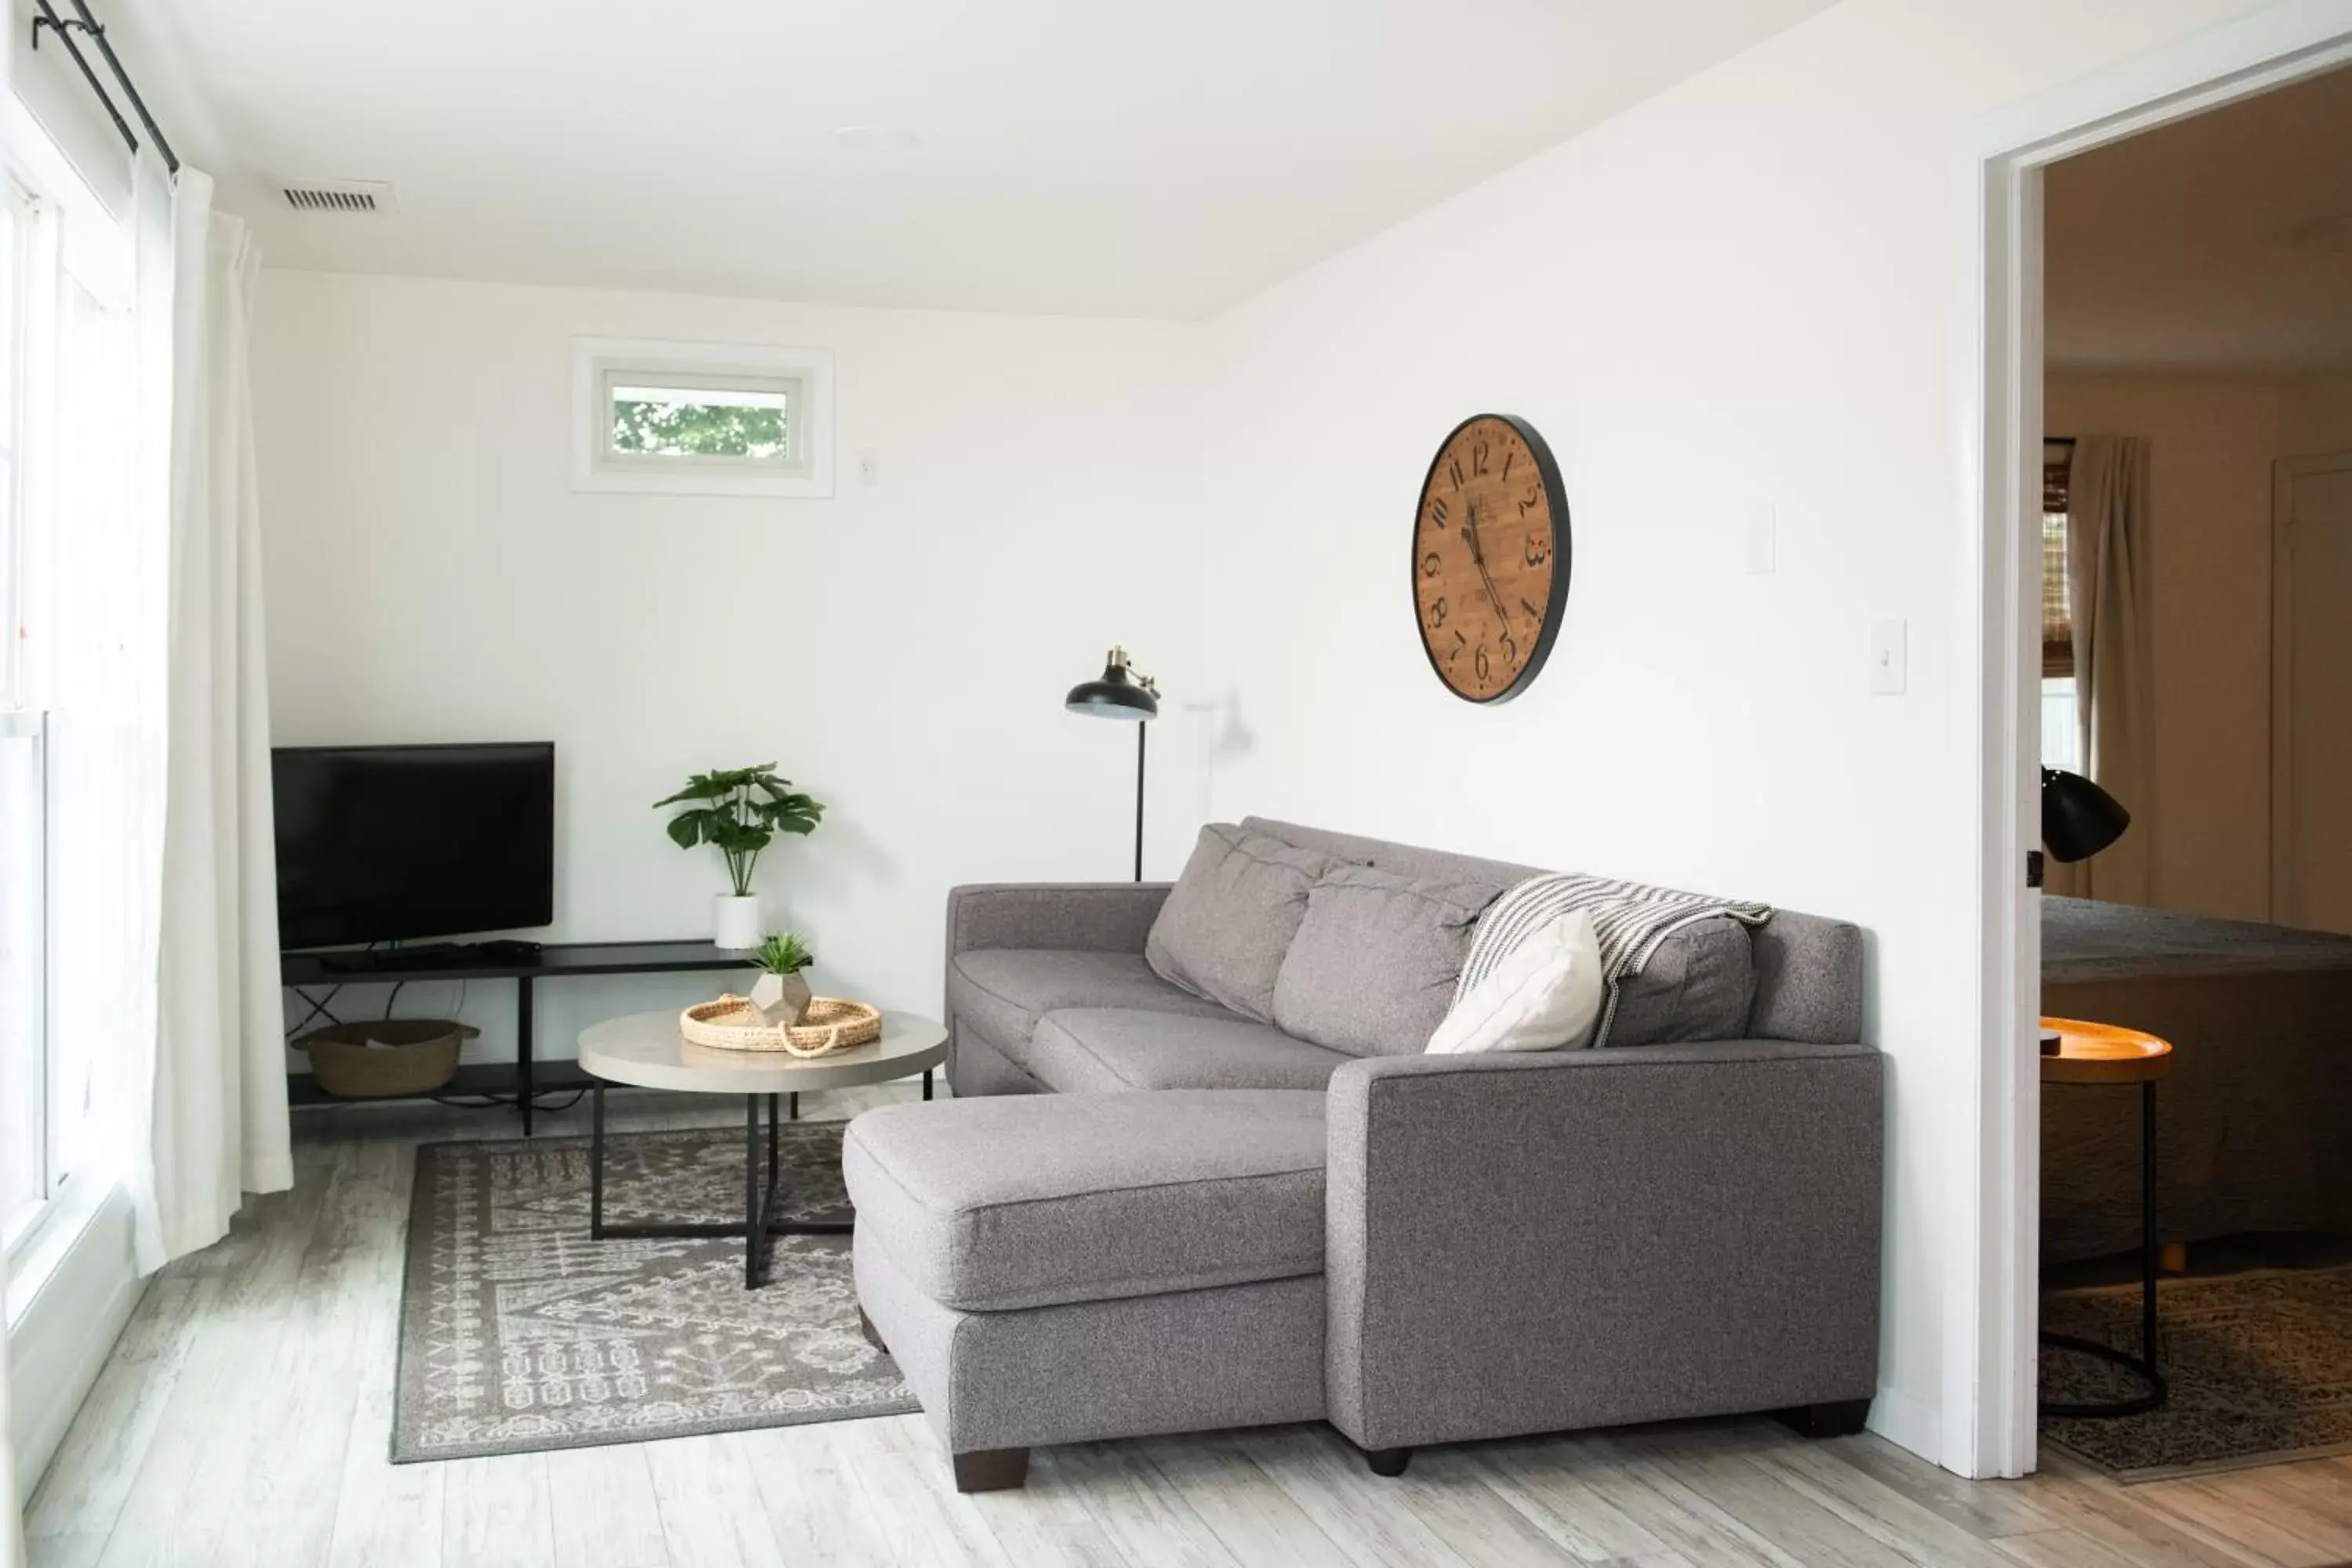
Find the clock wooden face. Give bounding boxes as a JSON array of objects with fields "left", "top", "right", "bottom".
[{"left": 1411, "top": 414, "right": 1570, "bottom": 702}]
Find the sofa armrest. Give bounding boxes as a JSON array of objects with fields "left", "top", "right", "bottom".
[
  {"left": 946, "top": 882, "right": 1172, "bottom": 957},
  {"left": 1323, "top": 1040, "right": 1883, "bottom": 1450}
]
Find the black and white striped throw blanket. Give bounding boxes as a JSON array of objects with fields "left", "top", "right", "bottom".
[{"left": 1453, "top": 873, "right": 1773, "bottom": 1047}]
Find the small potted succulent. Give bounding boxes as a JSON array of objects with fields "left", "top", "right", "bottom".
[
  {"left": 654, "top": 764, "right": 823, "bottom": 949},
  {"left": 749, "top": 932, "right": 815, "bottom": 1026}
]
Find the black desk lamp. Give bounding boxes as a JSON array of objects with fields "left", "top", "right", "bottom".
[
  {"left": 1065, "top": 647, "right": 1159, "bottom": 881},
  {"left": 2039, "top": 766, "right": 2130, "bottom": 1054}
]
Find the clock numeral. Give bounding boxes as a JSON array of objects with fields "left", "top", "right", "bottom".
[
  {"left": 1501, "top": 449, "right": 1515, "bottom": 480},
  {"left": 1519, "top": 597, "right": 1540, "bottom": 625},
  {"left": 1421, "top": 551, "right": 1442, "bottom": 579},
  {"left": 1447, "top": 627, "right": 1465, "bottom": 663},
  {"left": 1427, "top": 496, "right": 1449, "bottom": 529},
  {"left": 1518, "top": 485, "right": 1542, "bottom": 517},
  {"left": 1474, "top": 645, "right": 1491, "bottom": 683},
  {"left": 1448, "top": 459, "right": 1465, "bottom": 492},
  {"left": 1428, "top": 596, "right": 1447, "bottom": 629},
  {"left": 1472, "top": 439, "right": 1490, "bottom": 476},
  {"left": 1524, "top": 533, "right": 1548, "bottom": 566},
  {"left": 1500, "top": 630, "right": 1519, "bottom": 667}
]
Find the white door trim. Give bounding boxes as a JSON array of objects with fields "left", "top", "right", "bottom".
[
  {"left": 2270, "top": 449, "right": 2352, "bottom": 925},
  {"left": 1959, "top": 0, "right": 2352, "bottom": 1480}
]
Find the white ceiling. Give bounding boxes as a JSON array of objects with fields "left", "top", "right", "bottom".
[
  {"left": 2046, "top": 63, "right": 2352, "bottom": 374},
  {"left": 109, "top": 0, "right": 1834, "bottom": 318}
]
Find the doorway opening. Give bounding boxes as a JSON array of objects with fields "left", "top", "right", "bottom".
[{"left": 1972, "top": 9, "right": 2352, "bottom": 1483}]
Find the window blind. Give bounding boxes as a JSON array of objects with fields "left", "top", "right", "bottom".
[{"left": 2042, "top": 443, "right": 2072, "bottom": 677}]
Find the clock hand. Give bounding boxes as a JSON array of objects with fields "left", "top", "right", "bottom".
[{"left": 1461, "top": 504, "right": 1508, "bottom": 622}]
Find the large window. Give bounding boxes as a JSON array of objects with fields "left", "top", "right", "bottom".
[
  {"left": 2041, "top": 440, "right": 2080, "bottom": 774},
  {"left": 2, "top": 109, "right": 136, "bottom": 1258}
]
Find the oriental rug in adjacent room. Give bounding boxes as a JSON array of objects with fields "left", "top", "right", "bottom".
[
  {"left": 394, "top": 1123, "right": 915, "bottom": 1461},
  {"left": 2039, "top": 1265, "right": 2352, "bottom": 1481}
]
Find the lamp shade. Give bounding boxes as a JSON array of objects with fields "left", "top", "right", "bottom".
[
  {"left": 1065, "top": 651, "right": 1158, "bottom": 721},
  {"left": 2042, "top": 767, "right": 2130, "bottom": 863}
]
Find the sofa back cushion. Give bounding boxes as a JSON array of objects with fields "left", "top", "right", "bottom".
[
  {"left": 1272, "top": 866, "right": 1507, "bottom": 1056},
  {"left": 1608, "top": 916, "right": 1758, "bottom": 1047},
  {"left": 1245, "top": 816, "right": 1845, "bottom": 1044},
  {"left": 1145, "top": 825, "right": 1352, "bottom": 1022}
]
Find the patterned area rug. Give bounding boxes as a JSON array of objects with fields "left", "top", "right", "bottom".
[
  {"left": 2040, "top": 1265, "right": 2352, "bottom": 1481},
  {"left": 394, "top": 1123, "right": 915, "bottom": 1462}
]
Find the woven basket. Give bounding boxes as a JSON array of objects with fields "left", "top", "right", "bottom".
[
  {"left": 299, "top": 1018, "right": 479, "bottom": 1098},
  {"left": 681, "top": 995, "right": 882, "bottom": 1057}
]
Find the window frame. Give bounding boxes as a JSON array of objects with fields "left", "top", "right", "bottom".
[
  {"left": 2, "top": 98, "right": 135, "bottom": 1265},
  {"left": 571, "top": 337, "right": 834, "bottom": 497}
]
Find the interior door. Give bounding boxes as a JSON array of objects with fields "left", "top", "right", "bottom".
[{"left": 2273, "top": 452, "right": 2352, "bottom": 933}]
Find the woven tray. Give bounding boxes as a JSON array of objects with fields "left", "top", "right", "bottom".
[{"left": 680, "top": 995, "right": 881, "bottom": 1057}]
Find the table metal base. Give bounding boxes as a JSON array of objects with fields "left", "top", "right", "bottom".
[
  {"left": 586, "top": 1082, "right": 852, "bottom": 1290},
  {"left": 2040, "top": 1079, "right": 2167, "bottom": 1419}
]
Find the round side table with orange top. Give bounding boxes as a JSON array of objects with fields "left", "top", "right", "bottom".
[{"left": 2039, "top": 1016, "right": 2172, "bottom": 1418}]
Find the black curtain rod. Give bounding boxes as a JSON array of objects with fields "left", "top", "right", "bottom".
[{"left": 29, "top": 0, "right": 179, "bottom": 176}]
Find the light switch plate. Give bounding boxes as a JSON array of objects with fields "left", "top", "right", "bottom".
[
  {"left": 1871, "top": 619, "right": 1907, "bottom": 695},
  {"left": 1746, "top": 504, "right": 1777, "bottom": 575}
]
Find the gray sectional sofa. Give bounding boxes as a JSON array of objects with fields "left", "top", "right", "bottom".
[{"left": 844, "top": 818, "right": 1884, "bottom": 1492}]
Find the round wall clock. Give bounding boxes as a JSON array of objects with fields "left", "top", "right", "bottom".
[{"left": 1410, "top": 413, "right": 1570, "bottom": 703}]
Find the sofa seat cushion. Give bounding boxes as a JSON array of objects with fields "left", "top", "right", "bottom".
[
  {"left": 841, "top": 1091, "right": 1328, "bottom": 1312},
  {"left": 949, "top": 948, "right": 1235, "bottom": 1054},
  {"left": 1024, "top": 1009, "right": 1352, "bottom": 1092}
]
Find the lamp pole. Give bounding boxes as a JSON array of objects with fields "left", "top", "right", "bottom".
[{"left": 1065, "top": 646, "right": 1160, "bottom": 884}]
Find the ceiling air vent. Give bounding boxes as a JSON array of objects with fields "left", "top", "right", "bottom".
[{"left": 278, "top": 180, "right": 397, "bottom": 215}]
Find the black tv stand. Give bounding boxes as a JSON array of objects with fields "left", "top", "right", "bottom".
[
  {"left": 315, "top": 938, "right": 546, "bottom": 974},
  {"left": 282, "top": 939, "right": 751, "bottom": 1134}
]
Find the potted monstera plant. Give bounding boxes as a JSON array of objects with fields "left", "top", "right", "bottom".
[{"left": 655, "top": 764, "right": 824, "bottom": 949}]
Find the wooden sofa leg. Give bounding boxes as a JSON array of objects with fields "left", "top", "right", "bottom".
[
  {"left": 858, "top": 1308, "right": 887, "bottom": 1352},
  {"left": 1775, "top": 1399, "right": 1871, "bottom": 1439},
  {"left": 1363, "top": 1446, "right": 1413, "bottom": 1478},
  {"left": 952, "top": 1448, "right": 1030, "bottom": 1493}
]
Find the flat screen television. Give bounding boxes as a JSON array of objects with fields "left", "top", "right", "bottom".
[{"left": 272, "top": 742, "right": 555, "bottom": 950}]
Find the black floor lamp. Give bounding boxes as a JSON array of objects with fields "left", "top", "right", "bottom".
[{"left": 1065, "top": 647, "right": 1158, "bottom": 882}]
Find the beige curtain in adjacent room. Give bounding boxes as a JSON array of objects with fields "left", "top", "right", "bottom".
[
  {"left": 127, "top": 165, "right": 293, "bottom": 1272},
  {"left": 2049, "top": 434, "right": 2154, "bottom": 902}
]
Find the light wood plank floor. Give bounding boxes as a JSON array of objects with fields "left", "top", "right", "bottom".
[{"left": 24, "top": 1087, "right": 2352, "bottom": 1568}]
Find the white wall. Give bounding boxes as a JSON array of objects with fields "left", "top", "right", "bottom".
[
  {"left": 1195, "top": 0, "right": 2283, "bottom": 1468},
  {"left": 252, "top": 271, "right": 1210, "bottom": 1069}
]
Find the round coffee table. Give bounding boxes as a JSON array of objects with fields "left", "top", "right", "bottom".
[
  {"left": 578, "top": 1008, "right": 947, "bottom": 1288},
  {"left": 2039, "top": 1014, "right": 2172, "bottom": 1418}
]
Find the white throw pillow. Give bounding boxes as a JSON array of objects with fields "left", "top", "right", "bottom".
[{"left": 1425, "top": 909, "right": 1604, "bottom": 1054}]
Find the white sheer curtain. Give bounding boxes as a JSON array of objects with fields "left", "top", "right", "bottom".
[
  {"left": 2049, "top": 434, "right": 2154, "bottom": 902},
  {"left": 124, "top": 162, "right": 292, "bottom": 1271},
  {"left": 2, "top": 1356, "right": 19, "bottom": 1568}
]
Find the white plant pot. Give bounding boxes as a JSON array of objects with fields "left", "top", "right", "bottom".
[
  {"left": 713, "top": 894, "right": 764, "bottom": 951},
  {"left": 750, "top": 970, "right": 813, "bottom": 1027}
]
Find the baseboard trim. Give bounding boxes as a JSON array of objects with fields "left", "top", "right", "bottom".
[
  {"left": 1865, "top": 1381, "right": 1943, "bottom": 1471},
  {"left": 6, "top": 1180, "right": 142, "bottom": 1499}
]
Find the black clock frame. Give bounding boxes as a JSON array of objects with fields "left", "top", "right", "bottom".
[{"left": 1410, "top": 412, "right": 1572, "bottom": 705}]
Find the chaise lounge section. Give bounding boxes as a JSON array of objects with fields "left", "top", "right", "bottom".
[{"left": 851, "top": 818, "right": 1883, "bottom": 1489}]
